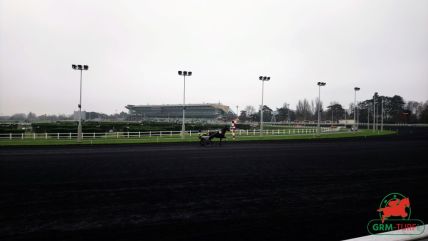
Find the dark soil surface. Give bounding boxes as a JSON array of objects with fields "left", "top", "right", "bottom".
[{"left": 1, "top": 127, "right": 427, "bottom": 240}]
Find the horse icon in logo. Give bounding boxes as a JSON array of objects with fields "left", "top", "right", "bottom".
[{"left": 377, "top": 197, "right": 410, "bottom": 223}]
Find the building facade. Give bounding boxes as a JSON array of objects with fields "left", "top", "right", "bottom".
[{"left": 125, "top": 103, "right": 235, "bottom": 122}]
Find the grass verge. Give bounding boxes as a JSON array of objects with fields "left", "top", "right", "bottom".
[{"left": 0, "top": 130, "right": 396, "bottom": 147}]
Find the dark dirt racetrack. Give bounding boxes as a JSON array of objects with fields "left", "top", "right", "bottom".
[{"left": 1, "top": 127, "right": 428, "bottom": 241}]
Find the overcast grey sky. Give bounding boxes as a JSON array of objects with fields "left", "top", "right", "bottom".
[{"left": 1, "top": 0, "right": 427, "bottom": 115}]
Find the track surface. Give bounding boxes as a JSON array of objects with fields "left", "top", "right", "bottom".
[{"left": 1, "top": 129, "right": 428, "bottom": 240}]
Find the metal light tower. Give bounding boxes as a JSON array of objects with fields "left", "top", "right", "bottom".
[
  {"left": 259, "top": 76, "right": 270, "bottom": 135},
  {"left": 178, "top": 70, "right": 192, "bottom": 138},
  {"left": 381, "top": 97, "right": 384, "bottom": 132},
  {"left": 353, "top": 87, "right": 360, "bottom": 130},
  {"left": 317, "top": 82, "right": 326, "bottom": 135},
  {"left": 373, "top": 92, "right": 377, "bottom": 132},
  {"left": 72, "top": 64, "right": 89, "bottom": 142}
]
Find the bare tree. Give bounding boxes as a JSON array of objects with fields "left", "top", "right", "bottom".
[
  {"left": 295, "top": 99, "right": 312, "bottom": 121},
  {"left": 244, "top": 105, "right": 256, "bottom": 117}
]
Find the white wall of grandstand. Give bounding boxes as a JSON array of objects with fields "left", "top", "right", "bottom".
[{"left": 125, "top": 103, "right": 236, "bottom": 123}]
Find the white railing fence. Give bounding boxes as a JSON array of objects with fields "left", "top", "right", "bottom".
[{"left": 0, "top": 127, "right": 344, "bottom": 140}]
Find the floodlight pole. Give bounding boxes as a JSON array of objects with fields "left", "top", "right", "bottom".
[
  {"left": 317, "top": 82, "right": 326, "bottom": 135},
  {"left": 381, "top": 98, "right": 384, "bottom": 132},
  {"left": 318, "top": 84, "right": 321, "bottom": 134},
  {"left": 178, "top": 70, "right": 192, "bottom": 138},
  {"left": 373, "top": 93, "right": 377, "bottom": 132},
  {"left": 261, "top": 81, "right": 264, "bottom": 134},
  {"left": 78, "top": 69, "right": 83, "bottom": 142},
  {"left": 259, "top": 76, "right": 270, "bottom": 135},
  {"left": 353, "top": 87, "right": 360, "bottom": 130},
  {"left": 182, "top": 74, "right": 186, "bottom": 138},
  {"left": 72, "top": 64, "right": 88, "bottom": 142}
]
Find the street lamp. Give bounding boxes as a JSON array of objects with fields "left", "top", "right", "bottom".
[
  {"left": 178, "top": 70, "right": 192, "bottom": 138},
  {"left": 72, "top": 64, "right": 89, "bottom": 142},
  {"left": 354, "top": 87, "right": 360, "bottom": 130},
  {"left": 259, "top": 76, "right": 270, "bottom": 135},
  {"left": 317, "top": 82, "right": 326, "bottom": 135}
]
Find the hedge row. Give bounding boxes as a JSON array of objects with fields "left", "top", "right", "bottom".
[{"left": 24, "top": 121, "right": 252, "bottom": 133}]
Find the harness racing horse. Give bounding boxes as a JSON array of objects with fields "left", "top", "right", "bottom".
[{"left": 199, "top": 126, "right": 229, "bottom": 146}]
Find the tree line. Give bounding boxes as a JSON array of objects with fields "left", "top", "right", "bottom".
[
  {"left": 238, "top": 95, "right": 428, "bottom": 123},
  {"left": 2, "top": 94, "right": 428, "bottom": 124}
]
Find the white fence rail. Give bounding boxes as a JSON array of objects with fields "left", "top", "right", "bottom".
[
  {"left": 0, "top": 127, "right": 342, "bottom": 140},
  {"left": 265, "top": 122, "right": 428, "bottom": 127}
]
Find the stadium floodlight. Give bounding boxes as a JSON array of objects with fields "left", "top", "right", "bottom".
[
  {"left": 259, "top": 76, "right": 270, "bottom": 135},
  {"left": 353, "top": 87, "right": 360, "bottom": 130},
  {"left": 317, "top": 81, "right": 327, "bottom": 135},
  {"left": 72, "top": 64, "right": 89, "bottom": 142},
  {"left": 381, "top": 97, "right": 384, "bottom": 132},
  {"left": 178, "top": 70, "right": 192, "bottom": 138},
  {"left": 373, "top": 92, "right": 378, "bottom": 132}
]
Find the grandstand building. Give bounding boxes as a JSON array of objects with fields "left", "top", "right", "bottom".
[{"left": 125, "top": 103, "right": 235, "bottom": 122}]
